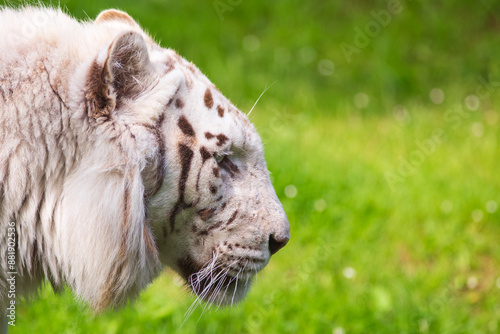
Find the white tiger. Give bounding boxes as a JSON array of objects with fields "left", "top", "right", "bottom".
[{"left": 0, "top": 7, "right": 290, "bottom": 316}]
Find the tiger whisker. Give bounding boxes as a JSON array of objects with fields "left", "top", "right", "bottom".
[
  {"left": 183, "top": 253, "right": 221, "bottom": 324},
  {"left": 231, "top": 267, "right": 242, "bottom": 306},
  {"left": 201, "top": 267, "right": 230, "bottom": 317},
  {"left": 217, "top": 260, "right": 243, "bottom": 310},
  {"left": 196, "top": 268, "right": 229, "bottom": 321},
  {"left": 246, "top": 81, "right": 277, "bottom": 116}
]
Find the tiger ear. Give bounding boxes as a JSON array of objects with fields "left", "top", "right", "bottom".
[
  {"left": 95, "top": 9, "right": 139, "bottom": 27},
  {"left": 86, "top": 31, "right": 152, "bottom": 120}
]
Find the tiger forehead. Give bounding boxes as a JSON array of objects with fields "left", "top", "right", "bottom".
[
  {"left": 160, "top": 49, "right": 213, "bottom": 89},
  {"left": 160, "top": 49, "right": 254, "bottom": 147},
  {"left": 158, "top": 50, "right": 235, "bottom": 114}
]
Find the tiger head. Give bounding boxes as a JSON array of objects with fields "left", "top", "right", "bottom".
[
  {"left": 80, "top": 10, "right": 290, "bottom": 306},
  {"left": 146, "top": 49, "right": 290, "bottom": 306},
  {"left": 148, "top": 70, "right": 290, "bottom": 304}
]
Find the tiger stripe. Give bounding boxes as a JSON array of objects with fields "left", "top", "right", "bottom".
[
  {"left": 166, "top": 143, "right": 194, "bottom": 234},
  {"left": 204, "top": 88, "right": 213, "bottom": 108}
]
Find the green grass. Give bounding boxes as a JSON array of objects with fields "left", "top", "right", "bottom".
[{"left": 6, "top": 0, "right": 500, "bottom": 333}]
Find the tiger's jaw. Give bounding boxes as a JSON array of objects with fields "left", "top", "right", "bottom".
[
  {"left": 152, "top": 170, "right": 288, "bottom": 305},
  {"left": 149, "top": 169, "right": 288, "bottom": 305},
  {"left": 175, "top": 252, "right": 259, "bottom": 305}
]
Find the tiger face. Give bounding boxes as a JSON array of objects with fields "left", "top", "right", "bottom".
[{"left": 145, "top": 48, "right": 290, "bottom": 305}]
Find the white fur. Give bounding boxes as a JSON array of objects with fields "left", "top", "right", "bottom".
[{"left": 0, "top": 7, "right": 289, "bottom": 313}]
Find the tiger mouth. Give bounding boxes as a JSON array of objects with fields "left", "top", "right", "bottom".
[
  {"left": 188, "top": 268, "right": 253, "bottom": 306},
  {"left": 176, "top": 255, "right": 257, "bottom": 306}
]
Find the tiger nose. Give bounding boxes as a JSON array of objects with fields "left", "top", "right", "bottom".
[{"left": 268, "top": 233, "right": 290, "bottom": 255}]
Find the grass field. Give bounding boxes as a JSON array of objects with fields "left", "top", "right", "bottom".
[{"left": 6, "top": 0, "right": 500, "bottom": 333}]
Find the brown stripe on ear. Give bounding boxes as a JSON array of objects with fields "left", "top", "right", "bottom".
[
  {"left": 85, "top": 59, "right": 115, "bottom": 120},
  {"left": 177, "top": 115, "right": 195, "bottom": 136},
  {"left": 204, "top": 88, "right": 214, "bottom": 109}
]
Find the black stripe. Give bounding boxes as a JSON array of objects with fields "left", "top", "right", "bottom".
[
  {"left": 167, "top": 144, "right": 194, "bottom": 234},
  {"left": 177, "top": 115, "right": 195, "bottom": 137}
]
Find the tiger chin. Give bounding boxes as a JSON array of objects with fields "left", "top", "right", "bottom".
[{"left": 0, "top": 7, "right": 290, "bottom": 313}]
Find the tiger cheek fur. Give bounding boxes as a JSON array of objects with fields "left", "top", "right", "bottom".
[{"left": 0, "top": 7, "right": 289, "bottom": 311}]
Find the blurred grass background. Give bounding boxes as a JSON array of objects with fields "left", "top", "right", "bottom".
[{"left": 5, "top": 0, "right": 500, "bottom": 333}]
